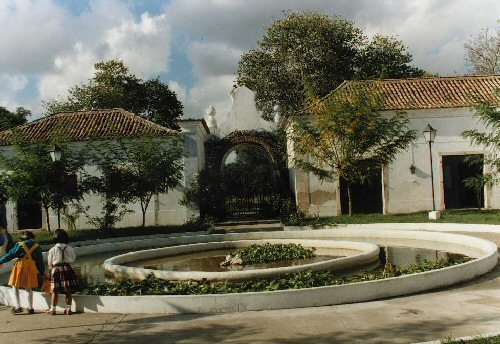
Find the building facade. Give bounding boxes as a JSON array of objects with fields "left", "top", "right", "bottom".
[
  {"left": 0, "top": 109, "right": 209, "bottom": 230},
  {"left": 288, "top": 75, "right": 500, "bottom": 216}
]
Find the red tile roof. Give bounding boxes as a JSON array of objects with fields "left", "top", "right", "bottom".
[
  {"left": 335, "top": 75, "right": 500, "bottom": 110},
  {"left": 0, "top": 108, "right": 179, "bottom": 146}
]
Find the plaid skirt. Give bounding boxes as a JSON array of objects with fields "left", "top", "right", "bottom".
[{"left": 51, "top": 263, "right": 79, "bottom": 293}]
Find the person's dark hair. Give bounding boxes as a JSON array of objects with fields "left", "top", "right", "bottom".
[
  {"left": 20, "top": 231, "right": 35, "bottom": 240},
  {"left": 53, "top": 229, "right": 69, "bottom": 244}
]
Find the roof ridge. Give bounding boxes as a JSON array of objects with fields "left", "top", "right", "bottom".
[
  {"left": 116, "top": 109, "right": 176, "bottom": 133},
  {"left": 343, "top": 74, "right": 500, "bottom": 84},
  {"left": 0, "top": 108, "right": 180, "bottom": 146}
]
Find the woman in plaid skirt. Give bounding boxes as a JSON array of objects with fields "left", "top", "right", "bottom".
[{"left": 46, "top": 229, "right": 79, "bottom": 315}]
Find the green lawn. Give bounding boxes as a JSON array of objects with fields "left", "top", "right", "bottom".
[
  {"left": 10, "top": 209, "right": 498, "bottom": 246},
  {"left": 11, "top": 223, "right": 207, "bottom": 246},
  {"left": 286, "top": 209, "right": 500, "bottom": 227},
  {"left": 443, "top": 335, "right": 500, "bottom": 343}
]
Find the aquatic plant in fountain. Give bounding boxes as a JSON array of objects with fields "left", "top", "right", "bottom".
[{"left": 221, "top": 242, "right": 316, "bottom": 267}]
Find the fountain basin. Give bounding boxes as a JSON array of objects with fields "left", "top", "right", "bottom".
[
  {"left": 0, "top": 227, "right": 497, "bottom": 314},
  {"left": 103, "top": 239, "right": 380, "bottom": 281}
]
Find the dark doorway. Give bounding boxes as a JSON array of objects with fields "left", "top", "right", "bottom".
[
  {"left": 340, "top": 171, "right": 383, "bottom": 214},
  {"left": 0, "top": 197, "right": 8, "bottom": 229},
  {"left": 223, "top": 145, "right": 278, "bottom": 219},
  {"left": 443, "top": 154, "right": 484, "bottom": 209},
  {"left": 17, "top": 201, "right": 42, "bottom": 229}
]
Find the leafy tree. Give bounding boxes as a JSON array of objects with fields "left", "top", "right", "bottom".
[
  {"left": 0, "top": 107, "right": 31, "bottom": 131},
  {"left": 289, "top": 85, "right": 417, "bottom": 215},
  {"left": 461, "top": 91, "right": 500, "bottom": 202},
  {"left": 43, "top": 60, "right": 183, "bottom": 129},
  {"left": 0, "top": 137, "right": 86, "bottom": 231},
  {"left": 237, "top": 11, "right": 425, "bottom": 120},
  {"left": 356, "top": 35, "right": 425, "bottom": 79},
  {"left": 120, "top": 136, "right": 183, "bottom": 228},
  {"left": 83, "top": 142, "right": 136, "bottom": 231},
  {"left": 84, "top": 136, "right": 183, "bottom": 230},
  {"left": 464, "top": 23, "right": 500, "bottom": 75},
  {"left": 180, "top": 169, "right": 228, "bottom": 221}
]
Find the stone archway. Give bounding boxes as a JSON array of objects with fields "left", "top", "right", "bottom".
[
  {"left": 205, "top": 130, "right": 279, "bottom": 175},
  {"left": 204, "top": 130, "right": 287, "bottom": 220}
]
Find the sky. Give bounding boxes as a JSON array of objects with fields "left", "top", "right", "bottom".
[{"left": 0, "top": 0, "right": 498, "bottom": 123}]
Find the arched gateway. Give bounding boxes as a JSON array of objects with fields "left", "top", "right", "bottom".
[{"left": 205, "top": 130, "right": 288, "bottom": 220}]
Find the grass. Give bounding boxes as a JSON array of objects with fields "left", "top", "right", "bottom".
[
  {"left": 11, "top": 222, "right": 207, "bottom": 246},
  {"left": 11, "top": 209, "right": 498, "bottom": 246},
  {"left": 443, "top": 335, "right": 500, "bottom": 343},
  {"left": 286, "top": 209, "right": 500, "bottom": 227}
]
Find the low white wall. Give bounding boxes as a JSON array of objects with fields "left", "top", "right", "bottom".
[
  {"left": 104, "top": 239, "right": 379, "bottom": 281},
  {"left": 0, "top": 227, "right": 497, "bottom": 314}
]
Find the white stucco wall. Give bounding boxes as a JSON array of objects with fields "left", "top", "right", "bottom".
[
  {"left": 289, "top": 107, "right": 500, "bottom": 215},
  {"left": 1, "top": 120, "right": 209, "bottom": 231},
  {"left": 217, "top": 87, "right": 276, "bottom": 137},
  {"left": 386, "top": 107, "right": 498, "bottom": 213}
]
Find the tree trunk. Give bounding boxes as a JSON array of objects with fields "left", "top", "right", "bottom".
[
  {"left": 44, "top": 206, "right": 51, "bottom": 232},
  {"left": 347, "top": 182, "right": 352, "bottom": 216},
  {"left": 140, "top": 196, "right": 152, "bottom": 229},
  {"left": 141, "top": 207, "right": 146, "bottom": 228}
]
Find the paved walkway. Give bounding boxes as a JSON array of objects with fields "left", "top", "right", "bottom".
[{"left": 0, "top": 231, "right": 498, "bottom": 344}]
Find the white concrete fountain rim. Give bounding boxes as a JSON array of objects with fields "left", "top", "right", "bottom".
[
  {"left": 103, "top": 239, "right": 380, "bottom": 281},
  {"left": 0, "top": 227, "right": 497, "bottom": 314}
]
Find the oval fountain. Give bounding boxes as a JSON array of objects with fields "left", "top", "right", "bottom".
[{"left": 0, "top": 226, "right": 497, "bottom": 314}]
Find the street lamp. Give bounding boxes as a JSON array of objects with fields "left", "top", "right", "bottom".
[
  {"left": 49, "top": 145, "right": 63, "bottom": 228},
  {"left": 423, "top": 124, "right": 437, "bottom": 211},
  {"left": 49, "top": 145, "right": 62, "bottom": 163}
]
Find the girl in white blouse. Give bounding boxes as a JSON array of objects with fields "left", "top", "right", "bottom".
[{"left": 46, "top": 229, "right": 79, "bottom": 315}]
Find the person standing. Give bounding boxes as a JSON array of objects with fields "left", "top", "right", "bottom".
[
  {"left": 0, "top": 231, "right": 44, "bottom": 314},
  {"left": 46, "top": 229, "right": 79, "bottom": 315}
]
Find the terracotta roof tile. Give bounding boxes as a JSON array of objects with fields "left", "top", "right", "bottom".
[
  {"left": 0, "top": 108, "right": 179, "bottom": 146},
  {"left": 336, "top": 75, "right": 500, "bottom": 110}
]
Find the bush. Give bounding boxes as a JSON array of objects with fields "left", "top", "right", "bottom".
[{"left": 231, "top": 243, "right": 316, "bottom": 264}]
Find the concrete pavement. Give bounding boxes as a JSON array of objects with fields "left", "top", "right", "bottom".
[{"left": 0, "top": 231, "right": 498, "bottom": 343}]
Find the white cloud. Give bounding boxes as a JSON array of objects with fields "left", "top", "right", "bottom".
[
  {"left": 163, "top": 0, "right": 500, "bottom": 118},
  {"left": 36, "top": 4, "right": 171, "bottom": 105},
  {"left": 1, "top": 0, "right": 500, "bottom": 120},
  {"left": 105, "top": 13, "right": 171, "bottom": 78},
  {"left": 0, "top": 0, "right": 73, "bottom": 74},
  {"left": 187, "top": 42, "right": 242, "bottom": 78},
  {"left": 0, "top": 73, "right": 43, "bottom": 116},
  {"left": 168, "top": 80, "right": 186, "bottom": 104},
  {"left": 38, "top": 43, "right": 98, "bottom": 100},
  {"left": 1, "top": 74, "right": 28, "bottom": 92},
  {"left": 185, "top": 75, "right": 235, "bottom": 118}
]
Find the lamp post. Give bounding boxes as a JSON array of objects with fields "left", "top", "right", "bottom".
[
  {"left": 423, "top": 124, "right": 437, "bottom": 211},
  {"left": 49, "top": 145, "right": 62, "bottom": 229}
]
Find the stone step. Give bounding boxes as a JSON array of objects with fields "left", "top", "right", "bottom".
[
  {"left": 212, "top": 220, "right": 283, "bottom": 234},
  {"left": 215, "top": 218, "right": 280, "bottom": 225}
]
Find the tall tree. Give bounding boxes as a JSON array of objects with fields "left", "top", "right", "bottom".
[
  {"left": 43, "top": 60, "right": 183, "bottom": 129},
  {"left": 237, "top": 11, "right": 425, "bottom": 120},
  {"left": 464, "top": 23, "right": 500, "bottom": 75},
  {"left": 289, "top": 85, "right": 416, "bottom": 215},
  {"left": 356, "top": 35, "right": 425, "bottom": 79},
  {"left": 0, "top": 107, "right": 31, "bottom": 131}
]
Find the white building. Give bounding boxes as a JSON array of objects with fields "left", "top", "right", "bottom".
[
  {"left": 0, "top": 75, "right": 497, "bottom": 230},
  {"left": 288, "top": 75, "right": 500, "bottom": 216},
  {"left": 0, "top": 109, "right": 209, "bottom": 230}
]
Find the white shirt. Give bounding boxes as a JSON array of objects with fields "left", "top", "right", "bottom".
[{"left": 47, "top": 243, "right": 76, "bottom": 267}]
